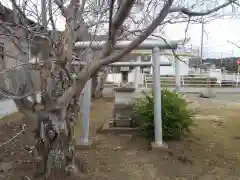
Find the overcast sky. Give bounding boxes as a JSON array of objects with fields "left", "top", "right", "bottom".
[
  {"left": 3, "top": 0, "right": 240, "bottom": 59},
  {"left": 163, "top": 18, "right": 240, "bottom": 58}
]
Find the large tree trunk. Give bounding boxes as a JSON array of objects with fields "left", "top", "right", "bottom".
[{"left": 4, "top": 0, "right": 233, "bottom": 179}]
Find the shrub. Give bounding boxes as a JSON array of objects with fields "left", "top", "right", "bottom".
[{"left": 132, "top": 89, "right": 196, "bottom": 141}]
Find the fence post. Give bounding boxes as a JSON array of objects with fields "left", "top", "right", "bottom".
[
  {"left": 181, "top": 75, "right": 184, "bottom": 85},
  {"left": 81, "top": 78, "right": 92, "bottom": 145},
  {"left": 237, "top": 67, "right": 240, "bottom": 87},
  {"left": 152, "top": 47, "right": 164, "bottom": 146},
  {"left": 174, "top": 54, "right": 181, "bottom": 92}
]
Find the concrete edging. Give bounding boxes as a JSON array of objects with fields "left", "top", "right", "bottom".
[{"left": 98, "top": 120, "right": 142, "bottom": 133}]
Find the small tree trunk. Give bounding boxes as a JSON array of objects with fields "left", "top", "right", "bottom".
[
  {"left": 94, "top": 67, "right": 108, "bottom": 98},
  {"left": 91, "top": 74, "right": 98, "bottom": 98}
]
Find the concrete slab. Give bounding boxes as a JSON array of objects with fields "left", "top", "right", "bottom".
[
  {"left": 114, "top": 117, "right": 132, "bottom": 127},
  {"left": 98, "top": 120, "right": 141, "bottom": 133},
  {"left": 151, "top": 142, "right": 170, "bottom": 152},
  {"left": 75, "top": 139, "right": 92, "bottom": 149},
  {"left": 102, "top": 96, "right": 114, "bottom": 101}
]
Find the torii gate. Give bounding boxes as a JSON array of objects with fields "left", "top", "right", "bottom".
[{"left": 75, "top": 39, "right": 188, "bottom": 148}]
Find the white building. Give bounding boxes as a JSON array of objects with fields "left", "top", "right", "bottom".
[
  {"left": 151, "top": 51, "right": 190, "bottom": 76},
  {"left": 107, "top": 49, "right": 196, "bottom": 85}
]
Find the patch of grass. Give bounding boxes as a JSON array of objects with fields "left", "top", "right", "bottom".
[
  {"left": 0, "top": 112, "right": 24, "bottom": 122},
  {"left": 184, "top": 99, "right": 240, "bottom": 165}
]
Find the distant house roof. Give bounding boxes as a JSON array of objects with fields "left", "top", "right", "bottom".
[
  {"left": 0, "top": 3, "right": 146, "bottom": 63},
  {"left": 0, "top": 3, "right": 64, "bottom": 37},
  {"left": 0, "top": 3, "right": 62, "bottom": 57},
  {"left": 0, "top": 3, "right": 37, "bottom": 27}
]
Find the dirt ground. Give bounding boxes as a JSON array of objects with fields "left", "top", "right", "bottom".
[{"left": 1, "top": 94, "right": 240, "bottom": 180}]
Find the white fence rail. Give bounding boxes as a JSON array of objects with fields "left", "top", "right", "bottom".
[
  {"left": 1, "top": 72, "right": 240, "bottom": 119},
  {"left": 144, "top": 73, "right": 240, "bottom": 88},
  {"left": 107, "top": 72, "right": 240, "bottom": 88}
]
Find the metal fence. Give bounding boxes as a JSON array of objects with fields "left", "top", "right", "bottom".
[{"left": 144, "top": 73, "right": 240, "bottom": 89}]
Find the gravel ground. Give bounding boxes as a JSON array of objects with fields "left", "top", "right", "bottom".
[{"left": 0, "top": 95, "right": 240, "bottom": 180}]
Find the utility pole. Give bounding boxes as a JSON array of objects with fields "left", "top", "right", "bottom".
[
  {"left": 220, "top": 52, "right": 223, "bottom": 66},
  {"left": 200, "top": 21, "right": 204, "bottom": 65}
]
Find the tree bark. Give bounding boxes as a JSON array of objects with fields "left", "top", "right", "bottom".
[{"left": 2, "top": 0, "right": 236, "bottom": 178}]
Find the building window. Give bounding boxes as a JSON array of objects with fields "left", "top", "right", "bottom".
[
  {"left": 0, "top": 43, "right": 4, "bottom": 59},
  {"left": 0, "top": 13, "right": 3, "bottom": 21},
  {"left": 0, "top": 43, "right": 4, "bottom": 70},
  {"left": 0, "top": 43, "right": 3, "bottom": 50}
]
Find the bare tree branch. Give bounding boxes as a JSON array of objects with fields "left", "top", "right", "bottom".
[
  {"left": 227, "top": 40, "right": 240, "bottom": 49},
  {"left": 54, "top": 0, "right": 67, "bottom": 15},
  {"left": 113, "top": 0, "right": 135, "bottom": 31},
  {"left": 48, "top": 0, "right": 57, "bottom": 41},
  {"left": 57, "top": 0, "right": 174, "bottom": 105},
  {"left": 0, "top": 0, "right": 238, "bottom": 177},
  {"left": 170, "top": 0, "right": 235, "bottom": 16}
]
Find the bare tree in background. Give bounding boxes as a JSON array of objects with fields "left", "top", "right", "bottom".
[{"left": 0, "top": 0, "right": 239, "bottom": 178}]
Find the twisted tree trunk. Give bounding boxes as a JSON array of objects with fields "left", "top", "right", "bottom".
[{"left": 3, "top": 0, "right": 233, "bottom": 179}]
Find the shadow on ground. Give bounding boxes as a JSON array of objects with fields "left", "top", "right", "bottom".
[{"left": 1, "top": 95, "right": 240, "bottom": 180}]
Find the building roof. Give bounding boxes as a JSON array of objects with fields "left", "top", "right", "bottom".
[
  {"left": 0, "top": 2, "right": 36, "bottom": 27},
  {"left": 0, "top": 3, "right": 61, "bottom": 57},
  {"left": 0, "top": 3, "right": 145, "bottom": 63}
]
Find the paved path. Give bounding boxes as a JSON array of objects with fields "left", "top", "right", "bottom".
[{"left": 1, "top": 87, "right": 240, "bottom": 118}]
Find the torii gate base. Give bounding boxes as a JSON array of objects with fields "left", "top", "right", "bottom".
[{"left": 75, "top": 39, "right": 186, "bottom": 150}]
